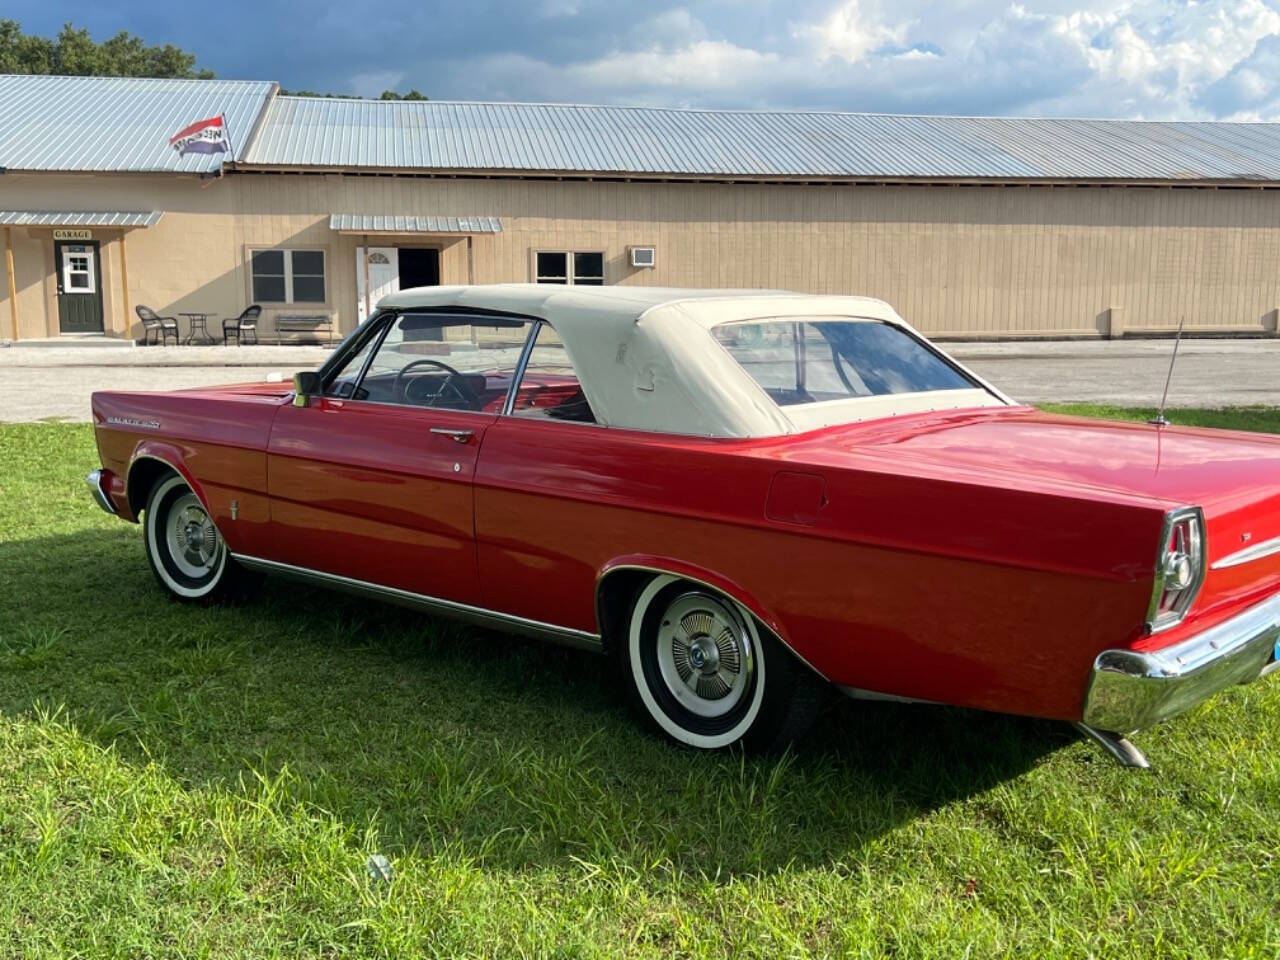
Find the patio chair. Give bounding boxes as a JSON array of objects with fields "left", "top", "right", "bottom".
[
  {"left": 136, "top": 305, "right": 179, "bottom": 346},
  {"left": 222, "top": 304, "right": 262, "bottom": 346}
]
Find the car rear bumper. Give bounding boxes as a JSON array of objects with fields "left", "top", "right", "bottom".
[
  {"left": 86, "top": 469, "right": 118, "bottom": 516},
  {"left": 1082, "top": 593, "right": 1280, "bottom": 733}
]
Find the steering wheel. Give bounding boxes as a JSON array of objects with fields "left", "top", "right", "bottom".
[{"left": 391, "top": 358, "right": 477, "bottom": 409}]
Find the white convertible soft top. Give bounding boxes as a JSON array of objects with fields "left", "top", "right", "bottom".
[{"left": 376, "top": 284, "right": 1010, "bottom": 438}]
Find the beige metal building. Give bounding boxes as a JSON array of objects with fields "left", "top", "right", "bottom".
[{"left": 3, "top": 75, "right": 1280, "bottom": 343}]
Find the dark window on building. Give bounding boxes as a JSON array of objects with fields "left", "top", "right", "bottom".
[
  {"left": 290, "top": 250, "right": 326, "bottom": 303},
  {"left": 251, "top": 250, "right": 286, "bottom": 302},
  {"left": 572, "top": 252, "right": 604, "bottom": 285},
  {"left": 535, "top": 250, "right": 605, "bottom": 285},
  {"left": 535, "top": 251, "right": 568, "bottom": 284},
  {"left": 251, "top": 248, "right": 326, "bottom": 303}
]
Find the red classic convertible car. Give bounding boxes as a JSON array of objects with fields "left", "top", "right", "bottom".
[{"left": 88, "top": 286, "right": 1280, "bottom": 766}]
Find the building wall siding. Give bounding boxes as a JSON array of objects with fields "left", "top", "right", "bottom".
[{"left": 1, "top": 172, "right": 1278, "bottom": 340}]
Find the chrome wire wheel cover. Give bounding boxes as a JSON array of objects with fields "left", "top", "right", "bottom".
[
  {"left": 655, "top": 592, "right": 755, "bottom": 719},
  {"left": 165, "top": 492, "right": 222, "bottom": 579}
]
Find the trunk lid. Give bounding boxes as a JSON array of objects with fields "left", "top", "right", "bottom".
[{"left": 785, "top": 407, "right": 1280, "bottom": 616}]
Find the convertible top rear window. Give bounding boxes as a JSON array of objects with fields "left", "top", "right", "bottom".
[{"left": 712, "top": 318, "right": 975, "bottom": 406}]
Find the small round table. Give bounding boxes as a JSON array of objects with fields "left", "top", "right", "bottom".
[{"left": 180, "top": 312, "right": 218, "bottom": 345}]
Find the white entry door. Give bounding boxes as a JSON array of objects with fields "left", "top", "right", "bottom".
[{"left": 355, "top": 246, "right": 399, "bottom": 323}]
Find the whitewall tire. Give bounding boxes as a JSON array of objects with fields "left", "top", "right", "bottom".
[
  {"left": 621, "top": 574, "right": 826, "bottom": 751},
  {"left": 143, "top": 473, "right": 236, "bottom": 602}
]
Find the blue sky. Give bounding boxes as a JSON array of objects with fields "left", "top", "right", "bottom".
[{"left": 11, "top": 1, "right": 1280, "bottom": 118}]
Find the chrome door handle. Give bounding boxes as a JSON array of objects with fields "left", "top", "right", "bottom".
[{"left": 430, "top": 427, "right": 474, "bottom": 444}]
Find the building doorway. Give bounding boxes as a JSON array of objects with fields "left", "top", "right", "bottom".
[
  {"left": 55, "top": 240, "right": 104, "bottom": 333},
  {"left": 398, "top": 247, "right": 439, "bottom": 289},
  {"left": 355, "top": 245, "right": 441, "bottom": 324}
]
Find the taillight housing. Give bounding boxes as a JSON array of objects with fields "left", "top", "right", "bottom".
[{"left": 1146, "top": 507, "right": 1206, "bottom": 633}]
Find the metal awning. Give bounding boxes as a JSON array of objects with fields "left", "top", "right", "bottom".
[
  {"left": 329, "top": 214, "right": 502, "bottom": 235},
  {"left": 0, "top": 210, "right": 163, "bottom": 228}
]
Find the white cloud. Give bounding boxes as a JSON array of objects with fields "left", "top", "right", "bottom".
[
  {"left": 797, "top": 0, "right": 912, "bottom": 63},
  {"left": 1002, "top": 0, "right": 1280, "bottom": 115},
  {"left": 415, "top": 1, "right": 1280, "bottom": 119},
  {"left": 1199, "top": 33, "right": 1280, "bottom": 117},
  {"left": 539, "top": 0, "right": 582, "bottom": 17},
  {"left": 891, "top": 48, "right": 939, "bottom": 62},
  {"left": 567, "top": 40, "right": 778, "bottom": 93},
  {"left": 634, "top": 8, "right": 709, "bottom": 47}
]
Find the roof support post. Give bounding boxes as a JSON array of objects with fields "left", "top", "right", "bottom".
[
  {"left": 467, "top": 235, "right": 474, "bottom": 285},
  {"left": 4, "top": 226, "right": 17, "bottom": 341},
  {"left": 362, "top": 234, "right": 371, "bottom": 322},
  {"left": 118, "top": 228, "right": 131, "bottom": 340},
  {"left": 1106, "top": 306, "right": 1125, "bottom": 340}
]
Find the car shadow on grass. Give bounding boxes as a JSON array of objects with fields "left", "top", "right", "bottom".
[{"left": 0, "top": 528, "right": 1069, "bottom": 877}]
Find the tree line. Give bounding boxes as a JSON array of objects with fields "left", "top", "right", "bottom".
[{"left": 0, "top": 20, "right": 427, "bottom": 100}]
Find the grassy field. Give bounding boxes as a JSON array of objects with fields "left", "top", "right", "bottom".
[{"left": 0, "top": 409, "right": 1278, "bottom": 958}]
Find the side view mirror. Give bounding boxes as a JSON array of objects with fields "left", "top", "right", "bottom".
[{"left": 293, "top": 371, "right": 322, "bottom": 407}]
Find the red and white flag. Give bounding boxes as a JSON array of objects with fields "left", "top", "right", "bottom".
[{"left": 169, "top": 114, "right": 230, "bottom": 156}]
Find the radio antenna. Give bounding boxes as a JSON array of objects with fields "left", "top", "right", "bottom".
[{"left": 1148, "top": 315, "right": 1186, "bottom": 427}]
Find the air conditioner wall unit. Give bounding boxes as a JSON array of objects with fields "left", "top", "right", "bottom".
[{"left": 629, "top": 246, "right": 656, "bottom": 268}]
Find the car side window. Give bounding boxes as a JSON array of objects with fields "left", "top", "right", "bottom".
[
  {"left": 509, "top": 322, "right": 596, "bottom": 423},
  {"left": 324, "top": 322, "right": 383, "bottom": 399},
  {"left": 353, "top": 313, "right": 531, "bottom": 412}
]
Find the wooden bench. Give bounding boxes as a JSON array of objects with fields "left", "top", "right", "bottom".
[{"left": 275, "top": 314, "right": 334, "bottom": 345}]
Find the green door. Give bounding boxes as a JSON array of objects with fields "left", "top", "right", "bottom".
[{"left": 55, "top": 241, "right": 104, "bottom": 333}]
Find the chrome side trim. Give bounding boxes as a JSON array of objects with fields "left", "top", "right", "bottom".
[
  {"left": 501, "top": 320, "right": 540, "bottom": 416},
  {"left": 1083, "top": 591, "right": 1280, "bottom": 733},
  {"left": 1212, "top": 535, "right": 1280, "bottom": 571},
  {"left": 232, "top": 554, "right": 603, "bottom": 652},
  {"left": 86, "top": 469, "right": 117, "bottom": 515},
  {"left": 837, "top": 685, "right": 936, "bottom": 706}
]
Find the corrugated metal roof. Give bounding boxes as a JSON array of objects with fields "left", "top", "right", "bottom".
[
  {"left": 245, "top": 96, "right": 1280, "bottom": 183},
  {"left": 0, "top": 209, "right": 163, "bottom": 227},
  {"left": 0, "top": 75, "right": 275, "bottom": 173},
  {"left": 7, "top": 75, "right": 1280, "bottom": 183},
  {"left": 329, "top": 214, "right": 502, "bottom": 233}
]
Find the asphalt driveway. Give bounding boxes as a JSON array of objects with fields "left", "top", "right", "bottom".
[{"left": 1, "top": 338, "right": 1277, "bottom": 422}]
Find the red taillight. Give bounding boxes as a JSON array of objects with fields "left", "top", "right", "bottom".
[{"left": 1146, "top": 507, "right": 1206, "bottom": 633}]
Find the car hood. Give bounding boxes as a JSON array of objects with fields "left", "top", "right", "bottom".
[
  {"left": 790, "top": 407, "right": 1280, "bottom": 511},
  {"left": 169, "top": 380, "right": 294, "bottom": 399}
]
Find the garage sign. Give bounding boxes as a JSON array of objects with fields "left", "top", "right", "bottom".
[{"left": 53, "top": 229, "right": 92, "bottom": 241}]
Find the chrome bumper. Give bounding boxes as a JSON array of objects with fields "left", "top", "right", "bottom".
[
  {"left": 1083, "top": 593, "right": 1280, "bottom": 733},
  {"left": 86, "top": 469, "right": 118, "bottom": 516}
]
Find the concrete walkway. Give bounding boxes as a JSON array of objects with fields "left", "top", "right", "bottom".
[
  {"left": 0, "top": 344, "right": 330, "bottom": 422},
  {"left": 1, "top": 338, "right": 1277, "bottom": 423},
  {"left": 951, "top": 338, "right": 1280, "bottom": 409}
]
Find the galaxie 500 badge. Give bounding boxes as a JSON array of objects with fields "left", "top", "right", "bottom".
[{"left": 106, "top": 416, "right": 160, "bottom": 429}]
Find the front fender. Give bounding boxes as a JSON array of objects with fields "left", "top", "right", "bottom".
[{"left": 125, "top": 441, "right": 211, "bottom": 521}]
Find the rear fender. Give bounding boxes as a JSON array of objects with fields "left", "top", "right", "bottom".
[{"left": 595, "top": 554, "right": 826, "bottom": 677}]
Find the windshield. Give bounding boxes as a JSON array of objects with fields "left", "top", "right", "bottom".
[{"left": 711, "top": 319, "right": 975, "bottom": 406}]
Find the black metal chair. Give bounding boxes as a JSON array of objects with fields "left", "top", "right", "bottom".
[
  {"left": 136, "top": 305, "right": 179, "bottom": 346},
  {"left": 222, "top": 305, "right": 262, "bottom": 346}
]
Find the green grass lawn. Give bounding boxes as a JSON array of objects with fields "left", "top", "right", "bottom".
[{"left": 0, "top": 411, "right": 1278, "bottom": 958}]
